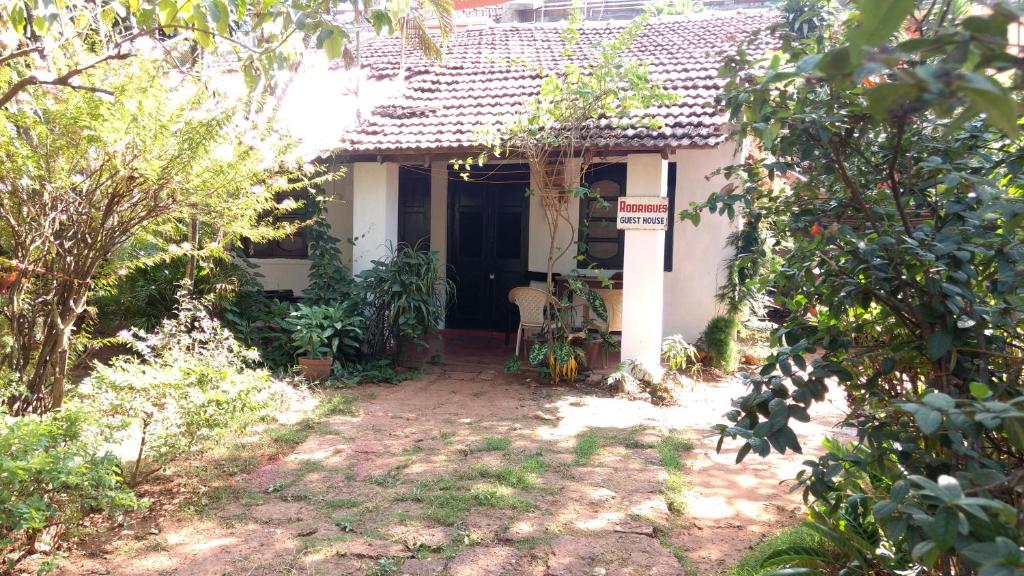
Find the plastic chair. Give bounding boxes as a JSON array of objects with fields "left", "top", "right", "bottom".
[{"left": 508, "top": 287, "right": 556, "bottom": 357}]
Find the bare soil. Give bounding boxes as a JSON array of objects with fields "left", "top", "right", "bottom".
[{"left": 54, "top": 363, "right": 847, "bottom": 576}]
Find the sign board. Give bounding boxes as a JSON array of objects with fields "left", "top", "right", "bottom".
[{"left": 616, "top": 197, "right": 670, "bottom": 230}]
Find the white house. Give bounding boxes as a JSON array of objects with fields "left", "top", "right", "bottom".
[{"left": 252, "top": 11, "right": 776, "bottom": 366}]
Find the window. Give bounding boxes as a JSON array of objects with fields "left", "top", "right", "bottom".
[
  {"left": 244, "top": 191, "right": 310, "bottom": 259},
  {"left": 578, "top": 162, "right": 675, "bottom": 271}
]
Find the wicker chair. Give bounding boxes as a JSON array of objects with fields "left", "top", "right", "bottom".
[
  {"left": 508, "top": 287, "right": 556, "bottom": 357},
  {"left": 596, "top": 289, "right": 623, "bottom": 367}
]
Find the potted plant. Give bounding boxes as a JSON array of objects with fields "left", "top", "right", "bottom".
[{"left": 286, "top": 303, "right": 362, "bottom": 382}]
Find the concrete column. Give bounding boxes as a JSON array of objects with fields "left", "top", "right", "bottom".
[
  {"left": 429, "top": 161, "right": 448, "bottom": 273},
  {"left": 352, "top": 162, "right": 400, "bottom": 274},
  {"left": 621, "top": 154, "right": 667, "bottom": 367}
]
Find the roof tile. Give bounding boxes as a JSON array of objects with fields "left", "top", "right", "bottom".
[{"left": 341, "top": 12, "right": 777, "bottom": 154}]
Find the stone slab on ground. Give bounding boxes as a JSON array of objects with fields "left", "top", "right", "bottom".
[
  {"left": 546, "top": 534, "right": 684, "bottom": 576},
  {"left": 447, "top": 546, "right": 522, "bottom": 576}
]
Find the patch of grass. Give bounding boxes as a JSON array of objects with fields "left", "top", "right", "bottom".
[
  {"left": 331, "top": 514, "right": 358, "bottom": 532},
  {"left": 438, "top": 430, "right": 456, "bottom": 444},
  {"left": 399, "top": 476, "right": 534, "bottom": 526},
  {"left": 314, "top": 394, "right": 358, "bottom": 417},
  {"left": 468, "top": 484, "right": 534, "bottom": 511},
  {"left": 266, "top": 424, "right": 312, "bottom": 447},
  {"left": 367, "top": 470, "right": 402, "bottom": 488},
  {"left": 401, "top": 445, "right": 425, "bottom": 457},
  {"left": 467, "top": 453, "right": 546, "bottom": 489},
  {"left": 479, "top": 436, "right": 511, "bottom": 452},
  {"left": 572, "top": 431, "right": 601, "bottom": 465},
  {"left": 659, "top": 535, "right": 698, "bottom": 576},
  {"left": 728, "top": 524, "right": 825, "bottom": 576},
  {"left": 656, "top": 434, "right": 694, "bottom": 472},
  {"left": 296, "top": 460, "right": 326, "bottom": 476},
  {"left": 367, "top": 556, "right": 400, "bottom": 576},
  {"left": 664, "top": 470, "right": 688, "bottom": 514}
]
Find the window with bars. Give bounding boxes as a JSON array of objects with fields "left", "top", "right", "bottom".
[{"left": 244, "top": 191, "right": 310, "bottom": 259}]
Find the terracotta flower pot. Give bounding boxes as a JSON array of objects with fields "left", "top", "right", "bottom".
[
  {"left": 583, "top": 340, "right": 602, "bottom": 370},
  {"left": 298, "top": 357, "right": 333, "bottom": 382}
]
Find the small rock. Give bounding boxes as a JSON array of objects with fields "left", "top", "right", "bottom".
[
  {"left": 293, "top": 522, "right": 320, "bottom": 537},
  {"left": 588, "top": 487, "right": 617, "bottom": 501},
  {"left": 592, "top": 568, "right": 607, "bottom": 576},
  {"left": 531, "top": 411, "right": 557, "bottom": 421},
  {"left": 612, "top": 520, "right": 655, "bottom": 537}
]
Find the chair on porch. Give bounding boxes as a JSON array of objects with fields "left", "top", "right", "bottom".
[
  {"left": 597, "top": 290, "right": 623, "bottom": 368},
  {"left": 508, "top": 287, "right": 556, "bottom": 357}
]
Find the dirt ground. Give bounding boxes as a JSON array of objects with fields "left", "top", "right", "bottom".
[{"left": 56, "top": 362, "right": 847, "bottom": 576}]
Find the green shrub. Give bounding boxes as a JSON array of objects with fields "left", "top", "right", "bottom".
[
  {"left": 701, "top": 315, "right": 738, "bottom": 373},
  {"left": 79, "top": 292, "right": 286, "bottom": 485},
  {"left": 357, "top": 242, "right": 453, "bottom": 360},
  {"left": 0, "top": 408, "right": 139, "bottom": 573},
  {"left": 285, "top": 302, "right": 364, "bottom": 362}
]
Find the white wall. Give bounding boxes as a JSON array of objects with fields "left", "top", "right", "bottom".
[
  {"left": 662, "top": 144, "right": 741, "bottom": 341},
  {"left": 250, "top": 161, "right": 355, "bottom": 296},
  {"left": 527, "top": 159, "right": 581, "bottom": 279},
  {"left": 351, "top": 161, "right": 400, "bottom": 274}
]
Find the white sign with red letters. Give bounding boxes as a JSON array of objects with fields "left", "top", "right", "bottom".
[{"left": 616, "top": 197, "right": 670, "bottom": 230}]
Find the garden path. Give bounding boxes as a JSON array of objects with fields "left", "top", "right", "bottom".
[{"left": 59, "top": 364, "right": 847, "bottom": 576}]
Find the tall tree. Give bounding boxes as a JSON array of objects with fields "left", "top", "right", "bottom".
[
  {"left": 0, "top": 0, "right": 453, "bottom": 107},
  {"left": 683, "top": 0, "right": 1024, "bottom": 573},
  {"left": 0, "top": 57, "right": 316, "bottom": 413}
]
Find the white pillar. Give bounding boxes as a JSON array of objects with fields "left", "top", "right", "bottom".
[
  {"left": 621, "top": 154, "right": 667, "bottom": 367},
  {"left": 352, "top": 162, "right": 400, "bottom": 274},
  {"left": 429, "top": 161, "right": 448, "bottom": 273}
]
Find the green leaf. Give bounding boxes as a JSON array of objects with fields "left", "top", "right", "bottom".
[
  {"left": 927, "top": 331, "right": 953, "bottom": 360},
  {"left": 914, "top": 407, "right": 942, "bottom": 435},
  {"left": 816, "top": 46, "right": 853, "bottom": 77},
  {"left": 322, "top": 28, "right": 345, "bottom": 60},
  {"left": 848, "top": 0, "right": 916, "bottom": 48},
  {"left": 866, "top": 82, "right": 919, "bottom": 119},
  {"left": 928, "top": 506, "right": 959, "bottom": 551},
  {"left": 969, "top": 382, "right": 991, "bottom": 400},
  {"left": 958, "top": 74, "right": 1020, "bottom": 138},
  {"left": 1004, "top": 416, "right": 1024, "bottom": 452},
  {"left": 923, "top": 392, "right": 955, "bottom": 411}
]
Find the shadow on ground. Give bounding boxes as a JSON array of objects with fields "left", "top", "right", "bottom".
[{"left": 57, "top": 361, "right": 847, "bottom": 576}]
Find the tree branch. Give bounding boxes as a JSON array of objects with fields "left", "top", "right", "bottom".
[{"left": 0, "top": 45, "right": 44, "bottom": 67}]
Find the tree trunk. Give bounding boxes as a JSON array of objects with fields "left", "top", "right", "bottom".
[{"left": 185, "top": 216, "right": 200, "bottom": 289}]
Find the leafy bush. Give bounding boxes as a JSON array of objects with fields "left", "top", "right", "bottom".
[
  {"left": 222, "top": 287, "right": 295, "bottom": 372},
  {"left": 688, "top": 0, "right": 1024, "bottom": 574},
  {"left": 357, "top": 243, "right": 452, "bottom": 360},
  {"left": 79, "top": 292, "right": 285, "bottom": 485},
  {"left": 662, "top": 335, "right": 700, "bottom": 375},
  {"left": 701, "top": 315, "right": 738, "bottom": 373},
  {"left": 0, "top": 408, "right": 139, "bottom": 573},
  {"left": 285, "top": 302, "right": 364, "bottom": 362}
]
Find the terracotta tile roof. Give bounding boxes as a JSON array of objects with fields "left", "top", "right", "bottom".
[{"left": 340, "top": 11, "right": 778, "bottom": 156}]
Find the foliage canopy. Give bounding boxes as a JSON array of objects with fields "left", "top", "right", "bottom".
[{"left": 682, "top": 0, "right": 1024, "bottom": 573}]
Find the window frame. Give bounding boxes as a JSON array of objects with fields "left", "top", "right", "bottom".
[{"left": 577, "top": 162, "right": 675, "bottom": 272}]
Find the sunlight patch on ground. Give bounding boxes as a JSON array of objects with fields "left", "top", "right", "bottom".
[
  {"left": 686, "top": 495, "right": 764, "bottom": 520},
  {"left": 185, "top": 536, "right": 238, "bottom": 554}
]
